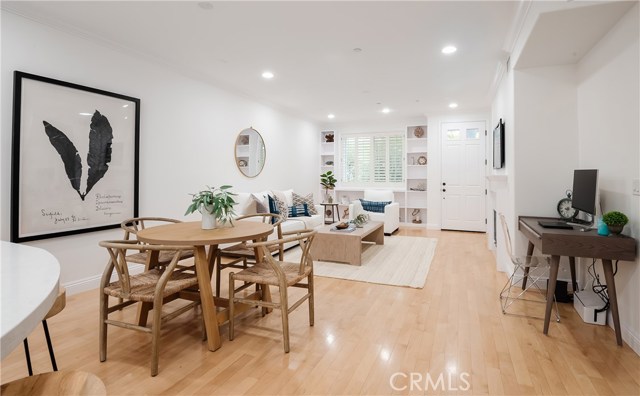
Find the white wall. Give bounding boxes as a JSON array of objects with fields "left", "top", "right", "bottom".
[
  {"left": 1, "top": 12, "right": 319, "bottom": 292},
  {"left": 490, "top": 68, "right": 515, "bottom": 273},
  {"left": 576, "top": 3, "right": 640, "bottom": 354},
  {"left": 513, "top": 65, "right": 580, "bottom": 283}
]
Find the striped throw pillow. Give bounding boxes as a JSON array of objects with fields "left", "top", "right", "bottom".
[
  {"left": 292, "top": 192, "right": 317, "bottom": 215},
  {"left": 268, "top": 195, "right": 288, "bottom": 222},
  {"left": 288, "top": 204, "right": 309, "bottom": 217}
]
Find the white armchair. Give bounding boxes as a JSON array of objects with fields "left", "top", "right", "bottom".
[{"left": 348, "top": 190, "right": 400, "bottom": 235}]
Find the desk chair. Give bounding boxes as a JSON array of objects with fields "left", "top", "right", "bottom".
[{"left": 499, "top": 214, "right": 559, "bottom": 321}]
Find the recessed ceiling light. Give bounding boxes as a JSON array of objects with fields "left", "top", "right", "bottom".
[
  {"left": 382, "top": 107, "right": 391, "bottom": 114},
  {"left": 78, "top": 112, "right": 92, "bottom": 116},
  {"left": 197, "top": 2, "right": 213, "bottom": 10},
  {"left": 449, "top": 102, "right": 458, "bottom": 109},
  {"left": 442, "top": 45, "right": 457, "bottom": 55},
  {"left": 327, "top": 114, "right": 335, "bottom": 119},
  {"left": 261, "top": 71, "right": 274, "bottom": 79}
]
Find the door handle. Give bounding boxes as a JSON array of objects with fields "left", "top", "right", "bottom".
[
  {"left": 442, "top": 182, "right": 446, "bottom": 186},
  {"left": 442, "top": 188, "right": 446, "bottom": 192}
]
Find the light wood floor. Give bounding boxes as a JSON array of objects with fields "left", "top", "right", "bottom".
[{"left": 1, "top": 229, "right": 639, "bottom": 395}]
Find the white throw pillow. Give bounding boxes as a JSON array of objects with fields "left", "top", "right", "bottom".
[
  {"left": 272, "top": 189, "right": 294, "bottom": 207},
  {"left": 364, "top": 190, "right": 394, "bottom": 202}
]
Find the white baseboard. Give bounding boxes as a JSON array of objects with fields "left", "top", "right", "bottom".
[
  {"left": 426, "top": 222, "right": 440, "bottom": 230},
  {"left": 63, "top": 264, "right": 145, "bottom": 295},
  {"left": 606, "top": 311, "right": 640, "bottom": 356}
]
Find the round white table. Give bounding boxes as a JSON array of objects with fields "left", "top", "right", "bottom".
[{"left": 1, "top": 241, "right": 60, "bottom": 359}]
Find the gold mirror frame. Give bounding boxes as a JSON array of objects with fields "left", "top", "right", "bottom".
[{"left": 235, "top": 127, "right": 266, "bottom": 178}]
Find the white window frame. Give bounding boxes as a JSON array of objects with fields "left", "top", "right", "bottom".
[{"left": 338, "top": 131, "right": 405, "bottom": 188}]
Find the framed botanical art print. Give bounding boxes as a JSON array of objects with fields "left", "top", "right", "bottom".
[{"left": 11, "top": 71, "right": 140, "bottom": 242}]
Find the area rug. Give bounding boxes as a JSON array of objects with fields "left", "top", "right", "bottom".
[{"left": 287, "top": 236, "right": 438, "bottom": 288}]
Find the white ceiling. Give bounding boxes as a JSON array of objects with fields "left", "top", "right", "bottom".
[
  {"left": 3, "top": 1, "right": 519, "bottom": 124},
  {"left": 516, "top": 1, "right": 636, "bottom": 69}
]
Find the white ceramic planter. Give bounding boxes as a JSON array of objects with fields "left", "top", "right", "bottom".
[{"left": 199, "top": 205, "right": 217, "bottom": 230}]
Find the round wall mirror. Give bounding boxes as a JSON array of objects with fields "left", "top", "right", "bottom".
[{"left": 235, "top": 127, "right": 266, "bottom": 178}]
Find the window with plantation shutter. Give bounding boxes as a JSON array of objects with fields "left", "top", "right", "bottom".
[{"left": 340, "top": 132, "right": 404, "bottom": 188}]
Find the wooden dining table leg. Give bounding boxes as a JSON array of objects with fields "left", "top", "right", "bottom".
[
  {"left": 194, "top": 245, "right": 221, "bottom": 351},
  {"left": 602, "top": 259, "right": 623, "bottom": 346},
  {"left": 544, "top": 255, "right": 560, "bottom": 335}
]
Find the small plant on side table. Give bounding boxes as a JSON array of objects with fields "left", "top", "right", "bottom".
[
  {"left": 320, "top": 171, "right": 337, "bottom": 203},
  {"left": 602, "top": 211, "right": 629, "bottom": 235},
  {"left": 185, "top": 185, "right": 237, "bottom": 229}
]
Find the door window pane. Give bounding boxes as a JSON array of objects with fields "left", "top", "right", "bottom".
[
  {"left": 466, "top": 128, "right": 480, "bottom": 140},
  {"left": 446, "top": 129, "right": 461, "bottom": 140}
]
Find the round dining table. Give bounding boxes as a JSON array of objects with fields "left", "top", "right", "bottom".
[
  {"left": 1, "top": 241, "right": 60, "bottom": 359},
  {"left": 136, "top": 220, "right": 273, "bottom": 351}
]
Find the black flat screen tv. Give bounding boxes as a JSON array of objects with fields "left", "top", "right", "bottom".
[{"left": 493, "top": 119, "right": 505, "bottom": 169}]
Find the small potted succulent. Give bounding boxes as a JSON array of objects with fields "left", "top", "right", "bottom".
[
  {"left": 185, "top": 185, "right": 237, "bottom": 229},
  {"left": 352, "top": 213, "right": 369, "bottom": 228},
  {"left": 320, "top": 171, "right": 337, "bottom": 203},
  {"left": 602, "top": 211, "right": 629, "bottom": 236}
]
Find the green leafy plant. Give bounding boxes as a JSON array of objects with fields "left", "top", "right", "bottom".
[
  {"left": 320, "top": 171, "right": 337, "bottom": 202},
  {"left": 320, "top": 171, "right": 337, "bottom": 190},
  {"left": 185, "top": 185, "right": 237, "bottom": 224},
  {"left": 602, "top": 211, "right": 629, "bottom": 226}
]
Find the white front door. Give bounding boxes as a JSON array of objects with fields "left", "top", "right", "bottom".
[{"left": 441, "top": 121, "right": 486, "bottom": 231}]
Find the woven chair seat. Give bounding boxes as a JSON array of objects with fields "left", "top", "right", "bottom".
[
  {"left": 104, "top": 269, "right": 198, "bottom": 302},
  {"left": 125, "top": 249, "right": 194, "bottom": 265},
  {"left": 232, "top": 262, "right": 312, "bottom": 287},
  {"left": 220, "top": 242, "right": 280, "bottom": 258}
]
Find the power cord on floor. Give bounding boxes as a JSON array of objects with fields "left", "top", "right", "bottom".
[{"left": 586, "top": 258, "right": 619, "bottom": 322}]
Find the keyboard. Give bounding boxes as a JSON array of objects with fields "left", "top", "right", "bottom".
[{"left": 538, "top": 220, "right": 574, "bottom": 229}]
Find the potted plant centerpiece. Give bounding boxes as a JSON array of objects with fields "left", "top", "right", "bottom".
[
  {"left": 602, "top": 211, "right": 629, "bottom": 236},
  {"left": 320, "top": 171, "right": 337, "bottom": 203},
  {"left": 352, "top": 213, "right": 369, "bottom": 228},
  {"left": 185, "top": 185, "right": 237, "bottom": 229}
]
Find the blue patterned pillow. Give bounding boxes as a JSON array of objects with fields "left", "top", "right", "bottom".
[
  {"left": 359, "top": 199, "right": 391, "bottom": 213},
  {"left": 268, "top": 195, "right": 288, "bottom": 223},
  {"left": 289, "top": 203, "right": 309, "bottom": 217}
]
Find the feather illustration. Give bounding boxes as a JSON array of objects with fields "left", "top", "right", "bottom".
[
  {"left": 85, "top": 110, "right": 113, "bottom": 195},
  {"left": 43, "top": 121, "right": 84, "bottom": 200}
]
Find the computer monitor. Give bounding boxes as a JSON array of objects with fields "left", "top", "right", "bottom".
[{"left": 571, "top": 169, "right": 599, "bottom": 217}]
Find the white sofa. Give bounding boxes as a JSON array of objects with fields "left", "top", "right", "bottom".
[
  {"left": 348, "top": 190, "right": 400, "bottom": 235},
  {"left": 232, "top": 190, "right": 323, "bottom": 249}
]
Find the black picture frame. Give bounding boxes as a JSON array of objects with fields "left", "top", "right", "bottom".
[
  {"left": 493, "top": 118, "right": 505, "bottom": 169},
  {"left": 11, "top": 71, "right": 140, "bottom": 242}
]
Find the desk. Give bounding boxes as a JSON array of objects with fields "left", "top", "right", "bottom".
[
  {"left": 518, "top": 216, "right": 636, "bottom": 345},
  {"left": 1, "top": 241, "right": 60, "bottom": 359},
  {"left": 136, "top": 221, "right": 273, "bottom": 351}
]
